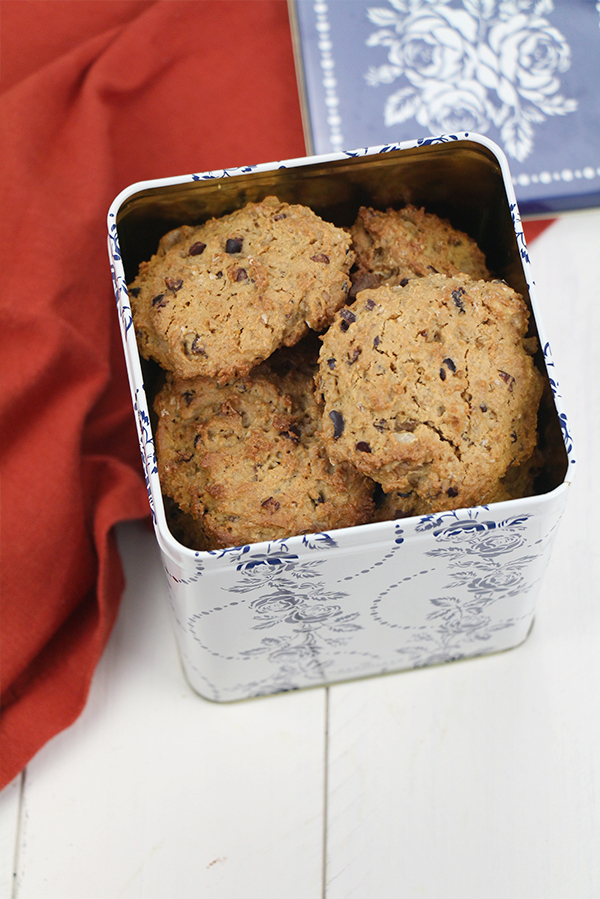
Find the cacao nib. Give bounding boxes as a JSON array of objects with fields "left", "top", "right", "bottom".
[
  {"left": 447, "top": 487, "right": 459, "bottom": 497},
  {"left": 189, "top": 241, "right": 206, "bottom": 256},
  {"left": 280, "top": 425, "right": 301, "bottom": 445},
  {"left": 190, "top": 336, "right": 207, "bottom": 356},
  {"left": 340, "top": 309, "right": 356, "bottom": 324},
  {"left": 151, "top": 293, "right": 168, "bottom": 308},
  {"left": 225, "top": 237, "right": 243, "bottom": 254},
  {"left": 234, "top": 267, "right": 248, "bottom": 282},
  {"left": 261, "top": 496, "right": 280, "bottom": 513},
  {"left": 443, "top": 357, "right": 456, "bottom": 372},
  {"left": 128, "top": 287, "right": 141, "bottom": 297},
  {"left": 356, "top": 441, "right": 372, "bottom": 453},
  {"left": 327, "top": 358, "right": 336, "bottom": 370},
  {"left": 400, "top": 278, "right": 409, "bottom": 287},
  {"left": 364, "top": 298, "right": 376, "bottom": 310},
  {"left": 165, "top": 277, "right": 183, "bottom": 292},
  {"left": 451, "top": 286, "right": 466, "bottom": 313},
  {"left": 439, "top": 367, "right": 447, "bottom": 381},
  {"left": 329, "top": 410, "right": 344, "bottom": 439},
  {"left": 348, "top": 347, "right": 362, "bottom": 365},
  {"left": 310, "top": 253, "right": 330, "bottom": 264}
]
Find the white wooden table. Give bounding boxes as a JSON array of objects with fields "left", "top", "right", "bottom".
[{"left": 2, "top": 211, "right": 599, "bottom": 899}]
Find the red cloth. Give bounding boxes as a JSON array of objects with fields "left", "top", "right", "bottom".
[
  {"left": 0, "top": 0, "right": 554, "bottom": 789},
  {"left": 0, "top": 0, "right": 306, "bottom": 789},
  {"left": 522, "top": 219, "right": 555, "bottom": 243}
]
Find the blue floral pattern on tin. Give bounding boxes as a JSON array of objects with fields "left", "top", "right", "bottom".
[
  {"left": 107, "top": 136, "right": 573, "bottom": 702},
  {"left": 133, "top": 387, "right": 157, "bottom": 522},
  {"left": 372, "top": 510, "right": 540, "bottom": 666},
  {"left": 155, "top": 502, "right": 566, "bottom": 701},
  {"left": 542, "top": 340, "right": 575, "bottom": 463}
]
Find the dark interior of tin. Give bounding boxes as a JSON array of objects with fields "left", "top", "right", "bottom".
[{"left": 116, "top": 139, "right": 569, "bottom": 495}]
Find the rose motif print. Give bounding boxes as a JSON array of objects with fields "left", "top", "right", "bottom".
[
  {"left": 382, "top": 4, "right": 480, "bottom": 85},
  {"left": 250, "top": 593, "right": 301, "bottom": 618},
  {"left": 417, "top": 79, "right": 490, "bottom": 133},
  {"left": 486, "top": 12, "right": 572, "bottom": 105},
  {"left": 365, "top": 0, "right": 577, "bottom": 161},
  {"left": 250, "top": 589, "right": 357, "bottom": 630},
  {"left": 447, "top": 557, "right": 533, "bottom": 594}
]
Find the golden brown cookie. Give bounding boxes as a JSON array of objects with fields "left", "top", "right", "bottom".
[
  {"left": 350, "top": 204, "right": 490, "bottom": 295},
  {"left": 316, "top": 275, "right": 543, "bottom": 512},
  {"left": 155, "top": 343, "right": 375, "bottom": 549},
  {"left": 129, "top": 197, "right": 354, "bottom": 382},
  {"left": 372, "top": 449, "right": 544, "bottom": 521}
]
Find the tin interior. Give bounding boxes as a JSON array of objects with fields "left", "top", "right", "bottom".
[{"left": 116, "top": 139, "right": 569, "bottom": 500}]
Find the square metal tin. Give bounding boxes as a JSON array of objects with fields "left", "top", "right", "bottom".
[{"left": 108, "top": 133, "right": 574, "bottom": 701}]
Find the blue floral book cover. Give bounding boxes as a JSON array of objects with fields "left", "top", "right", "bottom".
[{"left": 289, "top": 0, "right": 600, "bottom": 214}]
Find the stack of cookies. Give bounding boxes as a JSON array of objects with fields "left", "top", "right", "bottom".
[{"left": 128, "top": 196, "right": 544, "bottom": 549}]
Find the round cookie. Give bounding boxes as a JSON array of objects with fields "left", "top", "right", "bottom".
[
  {"left": 350, "top": 204, "right": 490, "bottom": 295},
  {"left": 373, "top": 449, "right": 543, "bottom": 521},
  {"left": 129, "top": 196, "right": 354, "bottom": 382},
  {"left": 155, "top": 344, "right": 375, "bottom": 549},
  {"left": 316, "top": 275, "right": 544, "bottom": 512}
]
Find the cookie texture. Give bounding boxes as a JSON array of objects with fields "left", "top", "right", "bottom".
[
  {"left": 155, "top": 343, "right": 375, "bottom": 549},
  {"left": 373, "top": 450, "right": 543, "bottom": 521},
  {"left": 316, "top": 275, "right": 544, "bottom": 511},
  {"left": 350, "top": 205, "right": 490, "bottom": 295},
  {"left": 129, "top": 196, "right": 354, "bottom": 382}
]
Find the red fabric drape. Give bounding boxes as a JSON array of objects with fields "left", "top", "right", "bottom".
[
  {"left": 0, "top": 0, "right": 553, "bottom": 789},
  {"left": 0, "top": 0, "right": 306, "bottom": 789}
]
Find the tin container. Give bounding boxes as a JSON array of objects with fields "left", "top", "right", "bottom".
[{"left": 108, "top": 133, "right": 574, "bottom": 702}]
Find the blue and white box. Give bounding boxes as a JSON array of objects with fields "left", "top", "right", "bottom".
[{"left": 108, "top": 133, "right": 574, "bottom": 701}]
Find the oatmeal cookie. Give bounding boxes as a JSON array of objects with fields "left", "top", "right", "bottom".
[
  {"left": 350, "top": 204, "right": 490, "bottom": 295},
  {"left": 316, "top": 275, "right": 543, "bottom": 512},
  {"left": 129, "top": 196, "right": 354, "bottom": 382},
  {"left": 155, "top": 343, "right": 375, "bottom": 549},
  {"left": 373, "top": 449, "right": 543, "bottom": 521}
]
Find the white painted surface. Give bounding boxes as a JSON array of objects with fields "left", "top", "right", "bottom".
[
  {"left": 0, "top": 776, "right": 21, "bottom": 899},
  {"left": 1, "top": 212, "right": 599, "bottom": 898},
  {"left": 10, "top": 524, "right": 326, "bottom": 899}
]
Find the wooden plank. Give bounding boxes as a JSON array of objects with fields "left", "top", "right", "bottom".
[
  {"left": 326, "top": 608, "right": 600, "bottom": 896},
  {"left": 14, "top": 522, "right": 326, "bottom": 899},
  {"left": 324, "top": 212, "right": 600, "bottom": 899}
]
